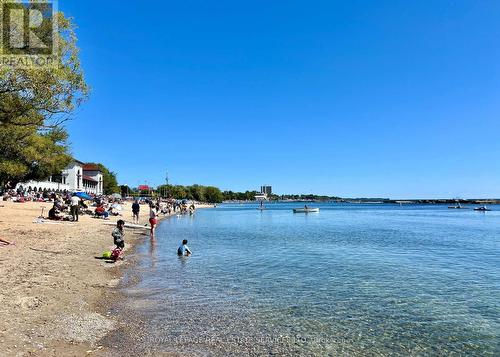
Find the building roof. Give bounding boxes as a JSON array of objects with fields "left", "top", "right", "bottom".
[
  {"left": 83, "top": 164, "right": 102, "bottom": 172},
  {"left": 83, "top": 175, "right": 98, "bottom": 182}
]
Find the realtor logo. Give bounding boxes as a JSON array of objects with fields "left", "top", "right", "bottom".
[{"left": 0, "top": 0, "right": 58, "bottom": 67}]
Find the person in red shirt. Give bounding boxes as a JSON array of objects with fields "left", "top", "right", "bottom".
[{"left": 95, "top": 204, "right": 109, "bottom": 219}]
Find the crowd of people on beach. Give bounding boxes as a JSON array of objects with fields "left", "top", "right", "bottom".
[
  {"left": 2, "top": 188, "right": 66, "bottom": 203},
  {"left": 4, "top": 190, "right": 124, "bottom": 222},
  {"left": 2, "top": 187, "right": 197, "bottom": 262}
]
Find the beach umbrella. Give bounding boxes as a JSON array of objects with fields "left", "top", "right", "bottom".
[
  {"left": 75, "top": 192, "right": 92, "bottom": 200},
  {"left": 111, "top": 193, "right": 122, "bottom": 199}
]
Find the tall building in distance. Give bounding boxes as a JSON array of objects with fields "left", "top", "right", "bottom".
[{"left": 260, "top": 185, "right": 272, "bottom": 196}]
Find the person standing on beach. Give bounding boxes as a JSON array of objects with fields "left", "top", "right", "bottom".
[
  {"left": 112, "top": 220, "right": 125, "bottom": 249},
  {"left": 149, "top": 203, "right": 158, "bottom": 238},
  {"left": 132, "top": 199, "right": 140, "bottom": 224},
  {"left": 70, "top": 194, "right": 80, "bottom": 222},
  {"left": 111, "top": 220, "right": 125, "bottom": 261}
]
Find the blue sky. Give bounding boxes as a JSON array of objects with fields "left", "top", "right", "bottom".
[{"left": 62, "top": 1, "right": 500, "bottom": 198}]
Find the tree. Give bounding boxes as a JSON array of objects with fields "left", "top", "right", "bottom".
[
  {"left": 0, "top": 126, "right": 71, "bottom": 188},
  {"left": 188, "top": 184, "right": 205, "bottom": 202},
  {"left": 222, "top": 190, "right": 235, "bottom": 201},
  {"left": 155, "top": 184, "right": 222, "bottom": 202},
  {"left": 120, "top": 185, "right": 135, "bottom": 197},
  {"left": 170, "top": 185, "right": 187, "bottom": 199},
  {"left": 204, "top": 186, "right": 223, "bottom": 203},
  {"left": 100, "top": 165, "right": 119, "bottom": 195},
  {"left": 0, "top": 2, "right": 88, "bottom": 188},
  {"left": 0, "top": 4, "right": 88, "bottom": 128}
]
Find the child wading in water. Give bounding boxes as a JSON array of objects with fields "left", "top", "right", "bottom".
[
  {"left": 177, "top": 239, "right": 192, "bottom": 256},
  {"left": 111, "top": 220, "right": 125, "bottom": 261}
]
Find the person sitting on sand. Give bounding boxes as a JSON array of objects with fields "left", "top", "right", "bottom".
[
  {"left": 48, "top": 204, "right": 62, "bottom": 220},
  {"left": 112, "top": 220, "right": 125, "bottom": 250},
  {"left": 177, "top": 239, "right": 191, "bottom": 256},
  {"left": 95, "top": 204, "right": 109, "bottom": 219},
  {"left": 54, "top": 197, "right": 65, "bottom": 211}
]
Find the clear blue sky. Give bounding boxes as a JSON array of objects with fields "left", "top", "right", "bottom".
[{"left": 62, "top": 0, "right": 500, "bottom": 198}]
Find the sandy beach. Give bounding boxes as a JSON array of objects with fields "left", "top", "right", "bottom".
[{"left": 0, "top": 200, "right": 206, "bottom": 356}]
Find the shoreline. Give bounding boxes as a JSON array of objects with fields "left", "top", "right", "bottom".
[
  {"left": 0, "top": 200, "right": 211, "bottom": 356},
  {"left": 77, "top": 203, "right": 500, "bottom": 356}
]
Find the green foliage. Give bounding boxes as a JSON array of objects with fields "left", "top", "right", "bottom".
[
  {"left": 100, "top": 165, "right": 120, "bottom": 195},
  {"left": 0, "top": 2, "right": 88, "bottom": 127},
  {"left": 220, "top": 191, "right": 341, "bottom": 202},
  {"left": 188, "top": 184, "right": 205, "bottom": 202},
  {"left": 157, "top": 185, "right": 189, "bottom": 200},
  {"left": 0, "top": 125, "right": 72, "bottom": 187},
  {"left": 0, "top": 3, "right": 88, "bottom": 188},
  {"left": 155, "top": 184, "right": 223, "bottom": 203},
  {"left": 276, "top": 194, "right": 341, "bottom": 201},
  {"left": 120, "top": 185, "right": 135, "bottom": 196},
  {"left": 148, "top": 185, "right": 340, "bottom": 203},
  {"left": 222, "top": 190, "right": 259, "bottom": 201},
  {"left": 203, "top": 186, "right": 223, "bottom": 203}
]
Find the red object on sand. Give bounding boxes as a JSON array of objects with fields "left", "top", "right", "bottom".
[{"left": 111, "top": 248, "right": 122, "bottom": 261}]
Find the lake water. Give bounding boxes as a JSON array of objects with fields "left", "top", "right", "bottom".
[{"left": 113, "top": 203, "right": 500, "bottom": 356}]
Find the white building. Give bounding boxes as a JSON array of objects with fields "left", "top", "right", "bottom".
[
  {"left": 82, "top": 163, "right": 103, "bottom": 195},
  {"left": 16, "top": 160, "right": 104, "bottom": 195}
]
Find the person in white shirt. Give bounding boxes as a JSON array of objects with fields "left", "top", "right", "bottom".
[
  {"left": 70, "top": 194, "right": 80, "bottom": 222},
  {"left": 149, "top": 203, "right": 158, "bottom": 238}
]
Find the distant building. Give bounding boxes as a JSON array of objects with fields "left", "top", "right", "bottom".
[
  {"left": 261, "top": 185, "right": 272, "bottom": 196},
  {"left": 16, "top": 160, "right": 104, "bottom": 195},
  {"left": 255, "top": 185, "right": 272, "bottom": 201}
]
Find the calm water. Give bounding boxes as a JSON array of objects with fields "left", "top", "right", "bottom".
[{"left": 114, "top": 203, "right": 500, "bottom": 356}]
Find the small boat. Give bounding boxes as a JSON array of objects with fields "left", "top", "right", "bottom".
[
  {"left": 474, "top": 206, "right": 491, "bottom": 211},
  {"left": 448, "top": 203, "right": 467, "bottom": 209},
  {"left": 293, "top": 208, "right": 320, "bottom": 213}
]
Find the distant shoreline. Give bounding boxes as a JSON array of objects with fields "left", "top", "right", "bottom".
[{"left": 223, "top": 199, "right": 500, "bottom": 204}]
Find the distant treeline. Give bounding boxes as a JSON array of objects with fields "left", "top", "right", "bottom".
[
  {"left": 121, "top": 184, "right": 225, "bottom": 203},
  {"left": 119, "top": 184, "right": 343, "bottom": 203},
  {"left": 221, "top": 190, "right": 260, "bottom": 201},
  {"left": 272, "top": 194, "right": 341, "bottom": 201},
  {"left": 118, "top": 184, "right": 500, "bottom": 205}
]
